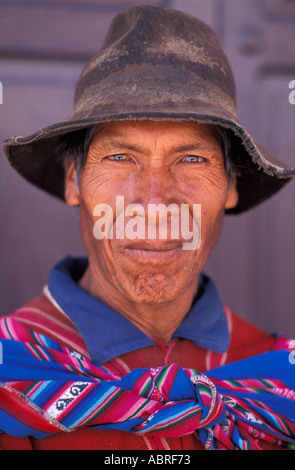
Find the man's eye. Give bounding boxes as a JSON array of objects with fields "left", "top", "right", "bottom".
[
  {"left": 108, "top": 154, "right": 128, "bottom": 161},
  {"left": 183, "top": 155, "right": 206, "bottom": 163}
]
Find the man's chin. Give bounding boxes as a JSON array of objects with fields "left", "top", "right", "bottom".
[
  {"left": 109, "top": 243, "right": 201, "bottom": 304},
  {"left": 116, "top": 272, "right": 187, "bottom": 305}
]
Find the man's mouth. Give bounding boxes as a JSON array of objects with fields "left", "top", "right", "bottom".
[{"left": 122, "top": 240, "right": 184, "bottom": 262}]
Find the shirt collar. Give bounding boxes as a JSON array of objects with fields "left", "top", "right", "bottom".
[{"left": 46, "top": 256, "right": 229, "bottom": 364}]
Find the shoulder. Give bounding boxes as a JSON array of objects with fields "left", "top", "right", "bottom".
[
  {"left": 224, "top": 306, "right": 276, "bottom": 363},
  {"left": 0, "top": 291, "right": 89, "bottom": 358}
]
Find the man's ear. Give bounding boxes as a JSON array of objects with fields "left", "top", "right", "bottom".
[
  {"left": 224, "top": 174, "right": 239, "bottom": 210},
  {"left": 64, "top": 160, "right": 80, "bottom": 207}
]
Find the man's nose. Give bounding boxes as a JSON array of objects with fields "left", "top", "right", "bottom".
[
  {"left": 125, "top": 167, "right": 182, "bottom": 239},
  {"left": 134, "top": 167, "right": 176, "bottom": 208}
]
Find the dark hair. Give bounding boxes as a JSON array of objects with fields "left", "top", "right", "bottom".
[
  {"left": 217, "top": 126, "right": 235, "bottom": 187},
  {"left": 59, "top": 123, "right": 236, "bottom": 187},
  {"left": 58, "top": 125, "right": 96, "bottom": 185}
]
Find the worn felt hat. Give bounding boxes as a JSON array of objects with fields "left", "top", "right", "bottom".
[{"left": 2, "top": 5, "right": 295, "bottom": 214}]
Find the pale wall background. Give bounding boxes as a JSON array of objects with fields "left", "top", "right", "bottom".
[{"left": 0, "top": 0, "right": 295, "bottom": 337}]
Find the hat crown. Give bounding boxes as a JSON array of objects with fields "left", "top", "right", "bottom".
[{"left": 74, "top": 5, "right": 236, "bottom": 109}]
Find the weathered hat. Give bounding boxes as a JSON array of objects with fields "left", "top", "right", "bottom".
[{"left": 2, "top": 5, "right": 295, "bottom": 214}]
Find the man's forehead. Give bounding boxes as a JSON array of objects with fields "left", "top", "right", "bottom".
[{"left": 90, "top": 120, "right": 221, "bottom": 149}]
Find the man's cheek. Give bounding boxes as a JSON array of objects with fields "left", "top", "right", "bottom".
[{"left": 198, "top": 208, "right": 224, "bottom": 248}]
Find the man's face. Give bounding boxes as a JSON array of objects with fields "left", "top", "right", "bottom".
[{"left": 65, "top": 120, "right": 238, "bottom": 305}]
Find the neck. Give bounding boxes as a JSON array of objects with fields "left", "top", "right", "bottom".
[{"left": 79, "top": 267, "right": 199, "bottom": 344}]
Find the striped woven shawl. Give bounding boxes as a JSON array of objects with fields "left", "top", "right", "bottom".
[{"left": 0, "top": 321, "right": 295, "bottom": 450}]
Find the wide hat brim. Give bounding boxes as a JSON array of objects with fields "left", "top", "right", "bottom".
[{"left": 2, "top": 5, "right": 295, "bottom": 214}]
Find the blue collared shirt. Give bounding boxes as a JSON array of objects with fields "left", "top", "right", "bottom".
[{"left": 46, "top": 256, "right": 229, "bottom": 364}]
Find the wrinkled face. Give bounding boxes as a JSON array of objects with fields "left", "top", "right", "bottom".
[{"left": 65, "top": 120, "right": 238, "bottom": 304}]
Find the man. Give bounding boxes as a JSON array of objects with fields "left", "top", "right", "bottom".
[{"left": 1, "top": 5, "right": 295, "bottom": 451}]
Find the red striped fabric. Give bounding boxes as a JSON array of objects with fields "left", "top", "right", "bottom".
[{"left": 0, "top": 293, "right": 279, "bottom": 450}]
